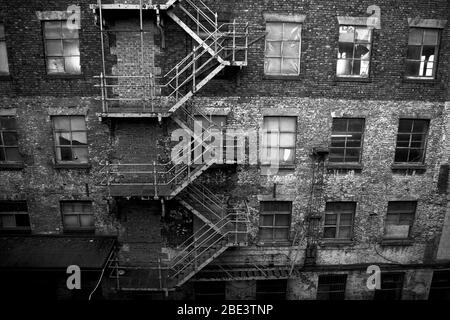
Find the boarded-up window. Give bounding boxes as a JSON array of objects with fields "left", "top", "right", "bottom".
[
  {"left": 259, "top": 201, "right": 292, "bottom": 241},
  {"left": 256, "top": 280, "right": 287, "bottom": 300},
  {"left": 261, "top": 116, "right": 296, "bottom": 165},
  {"left": 0, "top": 116, "right": 21, "bottom": 162},
  {"left": 0, "top": 201, "right": 30, "bottom": 232},
  {"left": 337, "top": 26, "right": 372, "bottom": 77},
  {"left": 61, "top": 201, "right": 94, "bottom": 232},
  {"left": 264, "top": 22, "right": 301, "bottom": 75},
  {"left": 43, "top": 20, "right": 81, "bottom": 74},
  {"left": 394, "top": 119, "right": 429, "bottom": 163},
  {"left": 317, "top": 274, "right": 347, "bottom": 300},
  {"left": 374, "top": 273, "right": 404, "bottom": 300},
  {"left": 329, "top": 118, "right": 365, "bottom": 163},
  {"left": 0, "top": 23, "right": 9, "bottom": 74},
  {"left": 406, "top": 28, "right": 440, "bottom": 78},
  {"left": 384, "top": 201, "right": 416, "bottom": 239},
  {"left": 52, "top": 116, "right": 88, "bottom": 164},
  {"left": 323, "top": 202, "right": 355, "bottom": 240}
]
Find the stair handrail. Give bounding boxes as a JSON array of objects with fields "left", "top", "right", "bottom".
[{"left": 187, "top": 184, "right": 224, "bottom": 212}]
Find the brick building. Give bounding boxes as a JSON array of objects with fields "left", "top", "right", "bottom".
[{"left": 0, "top": 0, "right": 450, "bottom": 300}]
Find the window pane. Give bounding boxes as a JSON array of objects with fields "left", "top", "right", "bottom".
[
  {"left": 348, "top": 119, "right": 364, "bottom": 132},
  {"left": 398, "top": 119, "right": 413, "bottom": 133},
  {"left": 0, "top": 148, "right": 5, "bottom": 161},
  {"left": 274, "top": 228, "right": 289, "bottom": 240},
  {"left": 266, "top": 23, "right": 283, "bottom": 40},
  {"left": 394, "top": 148, "right": 408, "bottom": 162},
  {"left": 331, "top": 138, "right": 345, "bottom": 148},
  {"left": 44, "top": 21, "right": 62, "bottom": 39},
  {"left": 405, "top": 60, "right": 420, "bottom": 77},
  {"left": 422, "top": 46, "right": 436, "bottom": 60},
  {"left": 65, "top": 56, "right": 81, "bottom": 74},
  {"left": 324, "top": 227, "right": 336, "bottom": 238},
  {"left": 279, "top": 133, "right": 295, "bottom": 147},
  {"left": 261, "top": 215, "right": 273, "bottom": 226},
  {"left": 259, "top": 228, "right": 273, "bottom": 240},
  {"left": 0, "top": 24, "right": 4, "bottom": 38},
  {"left": 63, "top": 39, "right": 80, "bottom": 56},
  {"left": 283, "top": 23, "right": 301, "bottom": 40},
  {"left": 325, "top": 214, "right": 337, "bottom": 225},
  {"left": 53, "top": 117, "right": 70, "bottom": 130},
  {"left": 71, "top": 132, "right": 87, "bottom": 145},
  {"left": 264, "top": 57, "right": 281, "bottom": 74},
  {"left": 407, "top": 46, "right": 421, "bottom": 60},
  {"left": 280, "top": 148, "right": 294, "bottom": 163},
  {"left": 329, "top": 148, "right": 345, "bottom": 162},
  {"left": 0, "top": 42, "right": 9, "bottom": 74},
  {"left": 338, "top": 226, "right": 351, "bottom": 239},
  {"left": 62, "top": 24, "right": 79, "bottom": 39},
  {"left": 46, "top": 40, "right": 63, "bottom": 56},
  {"left": 264, "top": 117, "right": 279, "bottom": 131},
  {"left": 423, "top": 30, "right": 439, "bottom": 45},
  {"left": 266, "top": 41, "right": 281, "bottom": 57},
  {"left": 354, "top": 44, "right": 370, "bottom": 59},
  {"left": 15, "top": 214, "right": 30, "bottom": 227},
  {"left": 355, "top": 28, "right": 371, "bottom": 42},
  {"left": 281, "top": 117, "right": 296, "bottom": 131},
  {"left": 339, "top": 26, "right": 354, "bottom": 42},
  {"left": 408, "top": 28, "right": 423, "bottom": 45},
  {"left": 56, "top": 146, "right": 73, "bottom": 161},
  {"left": 47, "top": 58, "right": 65, "bottom": 73},
  {"left": 64, "top": 215, "right": 79, "bottom": 227},
  {"left": 408, "top": 149, "right": 423, "bottom": 162},
  {"left": 56, "top": 132, "right": 71, "bottom": 145},
  {"left": 412, "top": 120, "right": 428, "bottom": 133},
  {"left": 338, "top": 42, "right": 354, "bottom": 59},
  {"left": 5, "top": 148, "right": 21, "bottom": 162},
  {"left": 0, "top": 117, "right": 16, "bottom": 130},
  {"left": 340, "top": 213, "right": 353, "bottom": 225},
  {"left": 1, "top": 214, "right": 15, "bottom": 227},
  {"left": 282, "top": 41, "right": 300, "bottom": 58},
  {"left": 71, "top": 116, "right": 87, "bottom": 130},
  {"left": 2, "top": 132, "right": 18, "bottom": 146},
  {"left": 80, "top": 215, "right": 94, "bottom": 227},
  {"left": 275, "top": 214, "right": 290, "bottom": 226},
  {"left": 72, "top": 147, "right": 88, "bottom": 163},
  {"left": 281, "top": 58, "right": 299, "bottom": 75},
  {"left": 336, "top": 59, "right": 352, "bottom": 76}
]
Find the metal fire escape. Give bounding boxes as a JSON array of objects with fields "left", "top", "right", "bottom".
[{"left": 91, "top": 0, "right": 250, "bottom": 291}]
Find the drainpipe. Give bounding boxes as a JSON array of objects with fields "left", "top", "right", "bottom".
[{"left": 156, "top": 7, "right": 165, "bottom": 49}]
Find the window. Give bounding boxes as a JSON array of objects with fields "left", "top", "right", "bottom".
[
  {"left": 61, "top": 201, "right": 94, "bottom": 232},
  {"left": 374, "top": 273, "right": 404, "bottom": 300},
  {"left": 0, "top": 23, "right": 9, "bottom": 74},
  {"left": 43, "top": 20, "right": 80, "bottom": 74},
  {"left": 52, "top": 116, "right": 88, "bottom": 164},
  {"left": 264, "top": 22, "right": 301, "bottom": 76},
  {"left": 194, "top": 281, "right": 225, "bottom": 301},
  {"left": 323, "top": 202, "right": 355, "bottom": 240},
  {"left": 261, "top": 117, "right": 296, "bottom": 165},
  {"left": 428, "top": 271, "right": 450, "bottom": 300},
  {"left": 337, "top": 26, "right": 372, "bottom": 77},
  {"left": 394, "top": 119, "right": 429, "bottom": 163},
  {"left": 317, "top": 274, "right": 347, "bottom": 300},
  {"left": 0, "top": 201, "right": 30, "bottom": 232},
  {"left": 329, "top": 118, "right": 365, "bottom": 163},
  {"left": 256, "top": 280, "right": 287, "bottom": 300},
  {"left": 0, "top": 116, "right": 21, "bottom": 162},
  {"left": 259, "top": 201, "right": 292, "bottom": 242},
  {"left": 406, "top": 28, "right": 440, "bottom": 79},
  {"left": 384, "top": 201, "right": 416, "bottom": 239}
]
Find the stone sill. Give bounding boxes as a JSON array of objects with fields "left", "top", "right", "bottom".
[
  {"left": 263, "top": 75, "right": 303, "bottom": 81},
  {"left": 402, "top": 77, "right": 439, "bottom": 85},
  {"left": 327, "top": 163, "right": 363, "bottom": 170},
  {"left": 45, "top": 74, "right": 84, "bottom": 80},
  {"left": 391, "top": 163, "right": 426, "bottom": 170},
  {"left": 380, "top": 238, "right": 414, "bottom": 246},
  {"left": 320, "top": 239, "right": 354, "bottom": 247},
  {"left": 53, "top": 163, "right": 92, "bottom": 169},
  {"left": 334, "top": 76, "right": 371, "bottom": 83},
  {"left": 0, "top": 162, "right": 25, "bottom": 170},
  {"left": 257, "top": 241, "right": 291, "bottom": 247}
]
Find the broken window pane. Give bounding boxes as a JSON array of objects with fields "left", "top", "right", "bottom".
[
  {"left": 262, "top": 117, "right": 296, "bottom": 165},
  {"left": 394, "top": 119, "right": 428, "bottom": 163},
  {"left": 336, "top": 26, "right": 372, "bottom": 77},
  {"left": 324, "top": 202, "right": 356, "bottom": 240},
  {"left": 52, "top": 116, "right": 88, "bottom": 163},
  {"left": 0, "top": 116, "right": 21, "bottom": 162},
  {"left": 385, "top": 202, "right": 416, "bottom": 239},
  {"left": 44, "top": 21, "right": 81, "bottom": 74},
  {"left": 406, "top": 28, "right": 440, "bottom": 78},
  {"left": 330, "top": 118, "right": 365, "bottom": 163}
]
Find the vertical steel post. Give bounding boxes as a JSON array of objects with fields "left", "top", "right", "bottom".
[
  {"left": 98, "top": 0, "right": 107, "bottom": 112},
  {"left": 153, "top": 161, "right": 158, "bottom": 198},
  {"left": 232, "top": 19, "right": 236, "bottom": 62},
  {"left": 139, "top": 0, "right": 146, "bottom": 111},
  {"left": 192, "top": 47, "right": 196, "bottom": 92}
]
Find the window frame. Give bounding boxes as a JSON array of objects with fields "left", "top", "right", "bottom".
[
  {"left": 405, "top": 27, "right": 441, "bottom": 80},
  {"left": 0, "top": 116, "right": 21, "bottom": 163},
  {"left": 336, "top": 25, "right": 373, "bottom": 78},
  {"left": 394, "top": 119, "right": 429, "bottom": 164},
  {"left": 0, "top": 22, "right": 10, "bottom": 75},
  {"left": 329, "top": 118, "right": 365, "bottom": 164},
  {"left": 258, "top": 201, "right": 292, "bottom": 242},
  {"left": 0, "top": 200, "right": 31, "bottom": 233},
  {"left": 51, "top": 115, "right": 89, "bottom": 164},
  {"left": 384, "top": 201, "right": 416, "bottom": 240},
  {"left": 323, "top": 202, "right": 356, "bottom": 240},
  {"left": 60, "top": 200, "right": 95, "bottom": 233},
  {"left": 264, "top": 22, "right": 302, "bottom": 76},
  {"left": 42, "top": 20, "right": 81, "bottom": 75},
  {"left": 261, "top": 116, "right": 297, "bottom": 166},
  {"left": 316, "top": 274, "right": 348, "bottom": 300}
]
